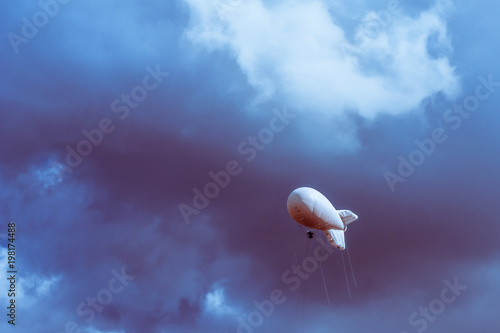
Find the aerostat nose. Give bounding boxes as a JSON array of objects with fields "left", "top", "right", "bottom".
[{"left": 286, "top": 187, "right": 315, "bottom": 217}]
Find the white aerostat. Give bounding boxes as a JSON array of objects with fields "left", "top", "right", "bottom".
[{"left": 287, "top": 187, "right": 358, "bottom": 250}]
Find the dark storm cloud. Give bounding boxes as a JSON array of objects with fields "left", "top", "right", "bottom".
[{"left": 1, "top": 0, "right": 500, "bottom": 332}]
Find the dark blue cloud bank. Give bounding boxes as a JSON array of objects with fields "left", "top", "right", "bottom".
[{"left": 1, "top": 0, "right": 499, "bottom": 332}]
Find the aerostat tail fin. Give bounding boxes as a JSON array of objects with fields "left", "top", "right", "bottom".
[
  {"left": 337, "top": 210, "right": 358, "bottom": 226},
  {"left": 323, "top": 229, "right": 345, "bottom": 250}
]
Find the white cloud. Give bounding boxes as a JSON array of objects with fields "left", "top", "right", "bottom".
[
  {"left": 0, "top": 248, "right": 61, "bottom": 308},
  {"left": 203, "top": 284, "right": 237, "bottom": 316},
  {"left": 32, "top": 160, "right": 65, "bottom": 189},
  {"left": 183, "top": 0, "right": 460, "bottom": 119}
]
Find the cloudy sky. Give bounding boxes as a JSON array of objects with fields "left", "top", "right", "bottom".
[{"left": 1, "top": 0, "right": 499, "bottom": 332}]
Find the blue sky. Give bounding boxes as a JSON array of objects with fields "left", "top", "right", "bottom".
[{"left": 1, "top": 0, "right": 500, "bottom": 332}]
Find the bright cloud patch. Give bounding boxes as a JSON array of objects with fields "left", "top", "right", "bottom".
[
  {"left": 183, "top": 0, "right": 460, "bottom": 118},
  {"left": 203, "top": 285, "right": 237, "bottom": 316},
  {"left": 0, "top": 248, "right": 61, "bottom": 307},
  {"left": 32, "top": 160, "right": 66, "bottom": 189}
]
